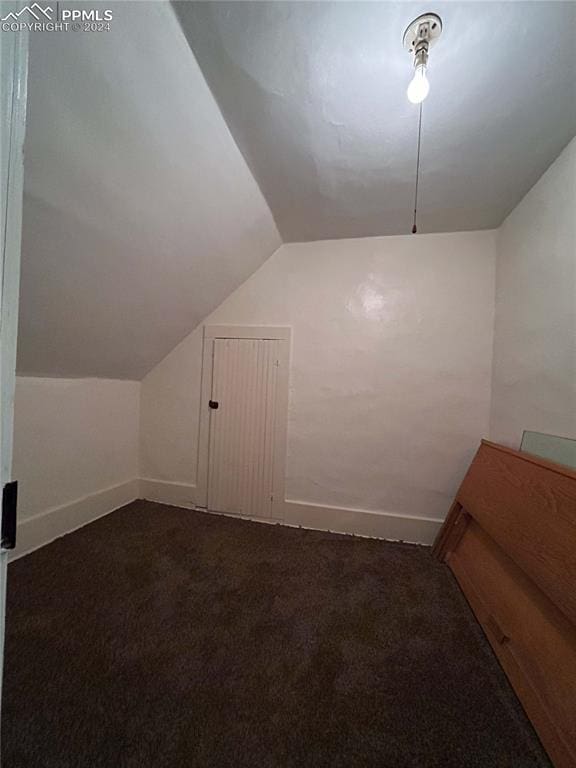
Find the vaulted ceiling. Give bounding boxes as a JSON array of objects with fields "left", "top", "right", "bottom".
[
  {"left": 175, "top": 1, "right": 576, "bottom": 241},
  {"left": 18, "top": 1, "right": 576, "bottom": 380},
  {"left": 18, "top": 1, "right": 280, "bottom": 380}
]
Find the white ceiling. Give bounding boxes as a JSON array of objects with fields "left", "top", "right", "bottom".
[
  {"left": 18, "top": 2, "right": 280, "bottom": 380},
  {"left": 175, "top": 1, "right": 576, "bottom": 241},
  {"left": 18, "top": 0, "right": 576, "bottom": 381}
]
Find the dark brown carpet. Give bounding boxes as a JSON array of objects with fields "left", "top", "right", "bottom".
[{"left": 4, "top": 501, "right": 550, "bottom": 767}]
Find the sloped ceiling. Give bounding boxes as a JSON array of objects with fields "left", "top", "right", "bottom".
[
  {"left": 19, "top": 1, "right": 576, "bottom": 380},
  {"left": 18, "top": 1, "right": 281, "bottom": 380},
  {"left": 175, "top": 1, "right": 576, "bottom": 241}
]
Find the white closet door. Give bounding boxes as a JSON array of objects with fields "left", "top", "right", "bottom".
[{"left": 207, "top": 337, "right": 284, "bottom": 519}]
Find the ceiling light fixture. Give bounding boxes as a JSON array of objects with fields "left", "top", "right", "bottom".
[
  {"left": 402, "top": 12, "right": 443, "bottom": 233},
  {"left": 403, "top": 13, "right": 442, "bottom": 104}
]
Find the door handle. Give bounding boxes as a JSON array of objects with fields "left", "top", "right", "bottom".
[{"left": 209, "top": 400, "right": 219, "bottom": 409}]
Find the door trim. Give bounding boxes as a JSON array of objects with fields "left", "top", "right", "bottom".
[
  {"left": 203, "top": 325, "right": 291, "bottom": 341},
  {"left": 197, "top": 325, "right": 291, "bottom": 518},
  {"left": 0, "top": 5, "right": 29, "bottom": 730}
]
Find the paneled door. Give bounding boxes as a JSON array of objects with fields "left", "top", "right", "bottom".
[{"left": 204, "top": 330, "right": 289, "bottom": 520}]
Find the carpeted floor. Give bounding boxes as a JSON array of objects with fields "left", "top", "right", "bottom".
[{"left": 4, "top": 500, "right": 551, "bottom": 767}]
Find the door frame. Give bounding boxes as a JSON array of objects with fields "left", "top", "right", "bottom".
[
  {"left": 0, "top": 3, "right": 29, "bottom": 731},
  {"left": 196, "top": 325, "right": 291, "bottom": 520}
]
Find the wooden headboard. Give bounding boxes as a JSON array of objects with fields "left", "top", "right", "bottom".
[{"left": 434, "top": 440, "right": 576, "bottom": 768}]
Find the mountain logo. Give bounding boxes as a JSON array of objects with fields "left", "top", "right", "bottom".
[{"left": 1, "top": 3, "right": 53, "bottom": 22}]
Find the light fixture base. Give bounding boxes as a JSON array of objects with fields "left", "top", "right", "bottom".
[{"left": 403, "top": 13, "right": 442, "bottom": 53}]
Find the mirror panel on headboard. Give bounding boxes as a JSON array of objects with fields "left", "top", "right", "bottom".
[{"left": 520, "top": 430, "right": 576, "bottom": 471}]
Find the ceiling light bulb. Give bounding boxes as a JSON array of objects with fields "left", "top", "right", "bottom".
[{"left": 407, "top": 64, "right": 430, "bottom": 104}]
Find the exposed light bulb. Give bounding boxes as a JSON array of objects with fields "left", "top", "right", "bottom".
[{"left": 407, "top": 64, "right": 430, "bottom": 104}]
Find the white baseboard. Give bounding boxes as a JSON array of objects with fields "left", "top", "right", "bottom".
[
  {"left": 13, "top": 480, "right": 442, "bottom": 559},
  {"left": 12, "top": 479, "right": 139, "bottom": 560},
  {"left": 14, "top": 478, "right": 442, "bottom": 559},
  {"left": 284, "top": 500, "right": 442, "bottom": 545},
  {"left": 139, "top": 478, "right": 198, "bottom": 509},
  {"left": 139, "top": 479, "right": 442, "bottom": 545}
]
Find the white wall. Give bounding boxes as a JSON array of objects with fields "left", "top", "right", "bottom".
[
  {"left": 490, "top": 137, "right": 576, "bottom": 448},
  {"left": 141, "top": 230, "right": 496, "bottom": 540},
  {"left": 12, "top": 377, "right": 140, "bottom": 556}
]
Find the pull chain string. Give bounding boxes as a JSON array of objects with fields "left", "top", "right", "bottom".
[{"left": 412, "top": 101, "right": 423, "bottom": 234}]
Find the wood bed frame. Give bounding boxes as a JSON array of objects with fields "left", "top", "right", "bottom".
[{"left": 433, "top": 440, "right": 576, "bottom": 768}]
